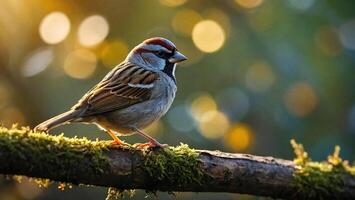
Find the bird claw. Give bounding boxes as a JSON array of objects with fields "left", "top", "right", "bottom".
[
  {"left": 133, "top": 142, "right": 168, "bottom": 149},
  {"left": 110, "top": 140, "right": 128, "bottom": 146}
]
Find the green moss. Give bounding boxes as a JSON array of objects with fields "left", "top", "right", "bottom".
[
  {"left": 291, "top": 139, "right": 355, "bottom": 199},
  {"left": 105, "top": 188, "right": 135, "bottom": 200},
  {"left": 1, "top": 126, "right": 204, "bottom": 198},
  {"left": 0, "top": 125, "right": 114, "bottom": 183},
  {"left": 142, "top": 143, "right": 204, "bottom": 189}
]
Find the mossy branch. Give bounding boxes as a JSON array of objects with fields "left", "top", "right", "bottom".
[{"left": 0, "top": 126, "right": 354, "bottom": 199}]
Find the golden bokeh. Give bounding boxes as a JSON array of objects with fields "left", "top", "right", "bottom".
[
  {"left": 39, "top": 12, "right": 70, "bottom": 44},
  {"left": 190, "top": 94, "right": 218, "bottom": 121},
  {"left": 192, "top": 20, "right": 226, "bottom": 53},
  {"left": 0, "top": 84, "right": 10, "bottom": 104},
  {"left": 159, "top": 0, "right": 187, "bottom": 7},
  {"left": 174, "top": 39, "right": 204, "bottom": 66},
  {"left": 203, "top": 9, "right": 231, "bottom": 36},
  {"left": 198, "top": 110, "right": 230, "bottom": 139},
  {"left": 235, "top": 0, "right": 264, "bottom": 9},
  {"left": 284, "top": 82, "right": 318, "bottom": 117},
  {"left": 100, "top": 39, "right": 129, "bottom": 68},
  {"left": 22, "top": 47, "right": 54, "bottom": 77},
  {"left": 224, "top": 123, "right": 253, "bottom": 151},
  {"left": 0, "top": 107, "right": 26, "bottom": 127},
  {"left": 78, "top": 15, "right": 109, "bottom": 47},
  {"left": 63, "top": 49, "right": 97, "bottom": 79},
  {"left": 245, "top": 61, "right": 275, "bottom": 93},
  {"left": 172, "top": 9, "right": 202, "bottom": 37},
  {"left": 315, "top": 26, "right": 342, "bottom": 56}
]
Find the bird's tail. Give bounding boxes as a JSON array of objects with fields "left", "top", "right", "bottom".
[{"left": 34, "top": 110, "right": 78, "bottom": 132}]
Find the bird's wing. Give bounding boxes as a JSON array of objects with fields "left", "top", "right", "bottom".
[{"left": 72, "top": 62, "right": 159, "bottom": 117}]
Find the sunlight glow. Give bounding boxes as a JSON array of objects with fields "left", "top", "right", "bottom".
[
  {"left": 224, "top": 123, "right": 253, "bottom": 151},
  {"left": 78, "top": 15, "right": 109, "bottom": 47},
  {"left": 63, "top": 49, "right": 97, "bottom": 79},
  {"left": 22, "top": 47, "right": 54, "bottom": 77},
  {"left": 192, "top": 20, "right": 225, "bottom": 53},
  {"left": 39, "top": 12, "right": 70, "bottom": 44},
  {"left": 0, "top": 84, "right": 9, "bottom": 104},
  {"left": 172, "top": 9, "right": 202, "bottom": 36},
  {"left": 0, "top": 106, "right": 26, "bottom": 127},
  {"left": 159, "top": 0, "right": 187, "bottom": 7},
  {"left": 235, "top": 0, "right": 264, "bottom": 9},
  {"left": 198, "top": 110, "right": 230, "bottom": 139},
  {"left": 101, "top": 39, "right": 129, "bottom": 68},
  {"left": 190, "top": 94, "right": 218, "bottom": 121}
]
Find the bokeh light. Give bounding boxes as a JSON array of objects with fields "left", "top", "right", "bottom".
[
  {"left": 172, "top": 9, "right": 202, "bottom": 37},
  {"left": 284, "top": 82, "right": 318, "bottom": 117},
  {"left": 144, "top": 121, "right": 164, "bottom": 137},
  {"left": 0, "top": 106, "right": 26, "bottom": 127},
  {"left": 203, "top": 9, "right": 231, "bottom": 36},
  {"left": 100, "top": 39, "right": 129, "bottom": 67},
  {"left": 245, "top": 61, "right": 275, "bottom": 93},
  {"left": 174, "top": 39, "right": 204, "bottom": 66},
  {"left": 198, "top": 110, "right": 230, "bottom": 139},
  {"left": 315, "top": 26, "right": 342, "bottom": 56},
  {"left": 224, "top": 123, "right": 253, "bottom": 151},
  {"left": 78, "top": 15, "right": 109, "bottom": 47},
  {"left": 339, "top": 20, "right": 355, "bottom": 50},
  {"left": 167, "top": 105, "right": 195, "bottom": 133},
  {"left": 21, "top": 47, "right": 54, "bottom": 77},
  {"left": 190, "top": 94, "right": 218, "bottom": 121},
  {"left": 235, "top": 0, "right": 264, "bottom": 9},
  {"left": 39, "top": 12, "right": 70, "bottom": 44},
  {"left": 63, "top": 49, "right": 97, "bottom": 79},
  {"left": 159, "top": 0, "right": 187, "bottom": 7},
  {"left": 217, "top": 88, "right": 250, "bottom": 121},
  {"left": 287, "top": 0, "right": 315, "bottom": 11},
  {"left": 192, "top": 20, "right": 226, "bottom": 53}
]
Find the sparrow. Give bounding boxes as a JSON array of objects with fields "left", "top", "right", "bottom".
[{"left": 34, "top": 37, "right": 187, "bottom": 148}]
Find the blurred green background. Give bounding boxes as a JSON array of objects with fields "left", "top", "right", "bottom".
[{"left": 0, "top": 0, "right": 354, "bottom": 199}]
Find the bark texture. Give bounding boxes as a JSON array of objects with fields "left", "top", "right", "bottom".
[{"left": 0, "top": 127, "right": 354, "bottom": 199}]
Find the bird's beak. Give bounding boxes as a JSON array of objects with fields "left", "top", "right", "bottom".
[{"left": 168, "top": 51, "right": 187, "bottom": 63}]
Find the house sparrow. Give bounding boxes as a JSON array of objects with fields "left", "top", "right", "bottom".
[{"left": 34, "top": 37, "right": 187, "bottom": 148}]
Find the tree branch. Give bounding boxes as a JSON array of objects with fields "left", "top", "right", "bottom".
[{"left": 0, "top": 126, "right": 354, "bottom": 199}]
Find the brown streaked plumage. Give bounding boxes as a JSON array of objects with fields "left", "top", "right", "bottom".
[
  {"left": 34, "top": 37, "right": 187, "bottom": 148},
  {"left": 72, "top": 63, "right": 158, "bottom": 117}
]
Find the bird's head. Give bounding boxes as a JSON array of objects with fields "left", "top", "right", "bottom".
[{"left": 126, "top": 37, "right": 187, "bottom": 79}]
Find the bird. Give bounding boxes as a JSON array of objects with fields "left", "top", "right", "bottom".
[{"left": 34, "top": 37, "right": 187, "bottom": 148}]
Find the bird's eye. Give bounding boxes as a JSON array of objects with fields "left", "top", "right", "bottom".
[{"left": 156, "top": 50, "right": 166, "bottom": 57}]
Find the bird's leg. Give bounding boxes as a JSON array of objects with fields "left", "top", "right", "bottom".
[
  {"left": 107, "top": 130, "right": 125, "bottom": 145},
  {"left": 133, "top": 128, "right": 167, "bottom": 148}
]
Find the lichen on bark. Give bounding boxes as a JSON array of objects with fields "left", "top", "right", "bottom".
[{"left": 291, "top": 139, "right": 355, "bottom": 199}]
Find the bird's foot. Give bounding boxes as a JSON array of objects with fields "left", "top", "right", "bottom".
[
  {"left": 110, "top": 139, "right": 129, "bottom": 146},
  {"left": 133, "top": 141, "right": 168, "bottom": 149}
]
